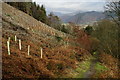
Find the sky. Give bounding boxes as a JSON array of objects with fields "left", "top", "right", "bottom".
[{"left": 33, "top": 0, "right": 106, "bottom": 14}]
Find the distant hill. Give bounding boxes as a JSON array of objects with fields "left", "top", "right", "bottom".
[
  {"left": 47, "top": 11, "right": 65, "bottom": 17},
  {"left": 60, "top": 11, "right": 107, "bottom": 24}
]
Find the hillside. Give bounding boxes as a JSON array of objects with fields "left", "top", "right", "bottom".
[
  {"left": 2, "top": 3, "right": 119, "bottom": 79},
  {"left": 2, "top": 3, "right": 90, "bottom": 78},
  {"left": 60, "top": 11, "right": 106, "bottom": 24}
]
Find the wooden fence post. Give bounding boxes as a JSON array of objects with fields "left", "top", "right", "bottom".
[
  {"left": 15, "top": 35, "right": 17, "bottom": 42},
  {"left": 19, "top": 39, "right": 21, "bottom": 50},
  {"left": 7, "top": 41, "right": 10, "bottom": 55},
  {"left": 41, "top": 47, "right": 43, "bottom": 58},
  {"left": 28, "top": 45, "right": 30, "bottom": 56},
  {"left": 8, "top": 37, "right": 10, "bottom": 42}
]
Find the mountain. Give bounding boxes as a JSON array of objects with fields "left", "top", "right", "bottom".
[
  {"left": 60, "top": 11, "right": 106, "bottom": 24},
  {"left": 46, "top": 10, "right": 87, "bottom": 22},
  {"left": 52, "top": 12, "right": 65, "bottom": 16}
]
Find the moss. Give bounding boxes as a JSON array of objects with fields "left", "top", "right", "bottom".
[
  {"left": 6, "top": 13, "right": 11, "bottom": 17},
  {"left": 74, "top": 61, "right": 91, "bottom": 78},
  {"left": 95, "top": 62, "right": 108, "bottom": 73}
]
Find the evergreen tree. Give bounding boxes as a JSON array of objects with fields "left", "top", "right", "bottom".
[
  {"left": 47, "top": 12, "right": 61, "bottom": 30},
  {"left": 39, "top": 5, "right": 47, "bottom": 23},
  {"left": 6, "top": 2, "right": 48, "bottom": 24}
]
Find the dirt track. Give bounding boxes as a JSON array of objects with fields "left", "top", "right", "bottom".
[{"left": 83, "top": 58, "right": 97, "bottom": 78}]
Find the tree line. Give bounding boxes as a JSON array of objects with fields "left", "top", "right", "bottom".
[
  {"left": 6, "top": 2, "right": 61, "bottom": 27},
  {"left": 6, "top": 2, "right": 47, "bottom": 23},
  {"left": 84, "top": 1, "right": 120, "bottom": 59}
]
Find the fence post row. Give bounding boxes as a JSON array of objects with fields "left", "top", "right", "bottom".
[{"left": 7, "top": 36, "right": 44, "bottom": 58}]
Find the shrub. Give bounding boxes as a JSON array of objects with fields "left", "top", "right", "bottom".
[
  {"left": 6, "top": 14, "right": 11, "bottom": 17},
  {"left": 61, "top": 25, "right": 69, "bottom": 34},
  {"left": 56, "top": 63, "right": 64, "bottom": 70},
  {"left": 89, "top": 37, "right": 100, "bottom": 53},
  {"left": 55, "top": 36, "right": 63, "bottom": 42},
  {"left": 75, "top": 53, "right": 83, "bottom": 61},
  {"left": 46, "top": 63, "right": 52, "bottom": 70},
  {"left": 92, "top": 20, "right": 119, "bottom": 58},
  {"left": 84, "top": 25, "right": 93, "bottom": 35}
]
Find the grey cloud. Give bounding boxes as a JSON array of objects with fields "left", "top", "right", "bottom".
[{"left": 36, "top": 1, "right": 105, "bottom": 14}]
